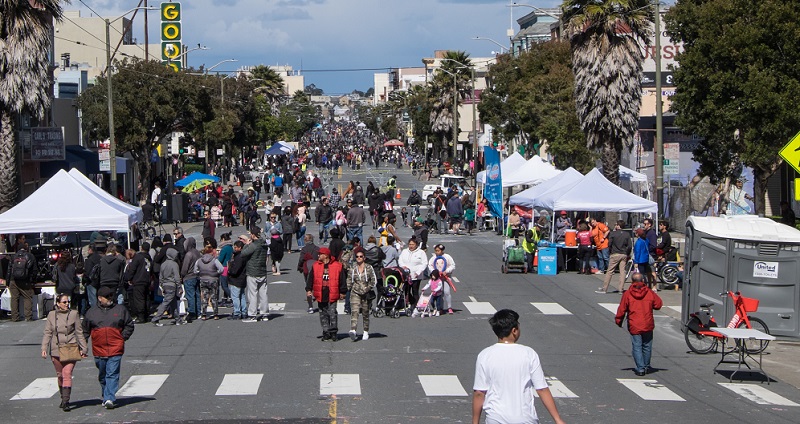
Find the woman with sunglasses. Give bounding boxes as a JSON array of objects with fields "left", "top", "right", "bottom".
[
  {"left": 346, "top": 249, "right": 376, "bottom": 342},
  {"left": 41, "top": 294, "right": 87, "bottom": 411}
]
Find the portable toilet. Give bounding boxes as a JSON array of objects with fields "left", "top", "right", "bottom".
[{"left": 684, "top": 215, "right": 800, "bottom": 338}]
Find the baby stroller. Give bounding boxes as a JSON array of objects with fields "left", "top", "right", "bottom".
[
  {"left": 373, "top": 267, "right": 409, "bottom": 318},
  {"left": 411, "top": 293, "right": 435, "bottom": 317}
]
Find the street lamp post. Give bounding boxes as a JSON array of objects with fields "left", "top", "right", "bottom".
[
  {"left": 509, "top": 2, "right": 564, "bottom": 40},
  {"left": 105, "top": 6, "right": 157, "bottom": 195},
  {"left": 472, "top": 36, "right": 508, "bottom": 53},
  {"left": 205, "top": 59, "right": 237, "bottom": 172}
]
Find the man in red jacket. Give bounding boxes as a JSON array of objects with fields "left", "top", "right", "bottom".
[
  {"left": 615, "top": 273, "right": 663, "bottom": 376},
  {"left": 305, "top": 248, "right": 346, "bottom": 341},
  {"left": 82, "top": 286, "right": 135, "bottom": 409}
]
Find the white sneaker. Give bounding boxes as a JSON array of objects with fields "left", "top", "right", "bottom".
[
  {"left": 349, "top": 330, "right": 357, "bottom": 341},
  {"left": 362, "top": 331, "right": 369, "bottom": 341},
  {"left": 241, "top": 317, "right": 257, "bottom": 323}
]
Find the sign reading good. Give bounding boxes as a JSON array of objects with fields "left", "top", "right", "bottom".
[
  {"left": 753, "top": 261, "right": 779, "bottom": 279},
  {"left": 160, "top": 2, "right": 181, "bottom": 71}
]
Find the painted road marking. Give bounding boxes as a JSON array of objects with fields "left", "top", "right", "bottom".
[
  {"left": 10, "top": 378, "right": 58, "bottom": 400},
  {"left": 320, "top": 374, "right": 361, "bottom": 396},
  {"left": 719, "top": 383, "right": 800, "bottom": 406},
  {"left": 451, "top": 277, "right": 460, "bottom": 283},
  {"left": 418, "top": 375, "right": 468, "bottom": 396},
  {"left": 268, "top": 303, "right": 286, "bottom": 311},
  {"left": 463, "top": 301, "right": 497, "bottom": 315},
  {"left": 531, "top": 302, "right": 573, "bottom": 315},
  {"left": 534, "top": 377, "right": 579, "bottom": 398},
  {"left": 215, "top": 374, "right": 263, "bottom": 396},
  {"left": 117, "top": 374, "right": 169, "bottom": 397},
  {"left": 666, "top": 305, "right": 681, "bottom": 314},
  {"left": 618, "top": 379, "right": 685, "bottom": 401},
  {"left": 269, "top": 280, "right": 292, "bottom": 285},
  {"left": 599, "top": 303, "right": 619, "bottom": 314}
]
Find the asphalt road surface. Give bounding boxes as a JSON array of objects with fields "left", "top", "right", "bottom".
[{"left": 1, "top": 165, "right": 799, "bottom": 423}]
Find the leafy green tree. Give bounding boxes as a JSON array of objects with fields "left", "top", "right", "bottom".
[
  {"left": 562, "top": 0, "right": 653, "bottom": 185},
  {"left": 480, "top": 42, "right": 592, "bottom": 172},
  {"left": 79, "top": 58, "right": 211, "bottom": 201},
  {"left": 0, "top": 0, "right": 64, "bottom": 211},
  {"left": 665, "top": 0, "right": 800, "bottom": 215}
]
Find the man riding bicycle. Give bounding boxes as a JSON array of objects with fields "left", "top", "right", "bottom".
[{"left": 406, "top": 189, "right": 422, "bottom": 221}]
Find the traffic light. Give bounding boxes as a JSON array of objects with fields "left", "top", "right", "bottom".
[{"left": 179, "top": 136, "right": 189, "bottom": 155}]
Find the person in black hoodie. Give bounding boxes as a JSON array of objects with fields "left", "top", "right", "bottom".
[
  {"left": 123, "top": 242, "right": 152, "bottom": 323},
  {"left": 173, "top": 227, "right": 187, "bottom": 263},
  {"left": 226, "top": 239, "right": 248, "bottom": 319},
  {"left": 84, "top": 243, "right": 104, "bottom": 308},
  {"left": 98, "top": 245, "right": 125, "bottom": 305}
]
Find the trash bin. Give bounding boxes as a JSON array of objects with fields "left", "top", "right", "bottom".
[{"left": 537, "top": 247, "right": 558, "bottom": 276}]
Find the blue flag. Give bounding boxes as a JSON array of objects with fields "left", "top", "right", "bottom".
[{"left": 483, "top": 146, "right": 503, "bottom": 218}]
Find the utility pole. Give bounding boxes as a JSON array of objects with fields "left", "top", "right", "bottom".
[
  {"left": 654, "top": 0, "right": 664, "bottom": 215},
  {"left": 105, "top": 18, "right": 117, "bottom": 195}
]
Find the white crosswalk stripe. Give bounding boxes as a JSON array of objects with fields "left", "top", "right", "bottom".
[
  {"left": 117, "top": 374, "right": 169, "bottom": 397},
  {"left": 531, "top": 302, "right": 573, "bottom": 315},
  {"left": 719, "top": 383, "right": 800, "bottom": 406},
  {"left": 418, "top": 375, "right": 468, "bottom": 396},
  {"left": 666, "top": 305, "right": 681, "bottom": 314},
  {"left": 617, "top": 378, "right": 686, "bottom": 401},
  {"left": 463, "top": 296, "right": 497, "bottom": 314},
  {"left": 534, "top": 377, "right": 579, "bottom": 398},
  {"left": 269, "top": 302, "right": 286, "bottom": 311},
  {"left": 10, "top": 377, "right": 58, "bottom": 400},
  {"left": 216, "top": 374, "right": 263, "bottom": 396},
  {"left": 598, "top": 303, "right": 620, "bottom": 314},
  {"left": 320, "top": 373, "right": 361, "bottom": 396}
]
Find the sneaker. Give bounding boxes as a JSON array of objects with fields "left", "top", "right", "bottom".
[
  {"left": 102, "top": 400, "right": 115, "bottom": 409},
  {"left": 242, "top": 318, "right": 257, "bottom": 323},
  {"left": 321, "top": 333, "right": 330, "bottom": 341},
  {"left": 447, "top": 309, "right": 453, "bottom": 315},
  {"left": 634, "top": 370, "right": 646, "bottom": 377},
  {"left": 362, "top": 331, "right": 369, "bottom": 341},
  {"left": 349, "top": 330, "right": 358, "bottom": 341},
  {"left": 595, "top": 290, "right": 607, "bottom": 294},
  {"left": 307, "top": 308, "right": 315, "bottom": 314},
  {"left": 174, "top": 320, "right": 185, "bottom": 325}
]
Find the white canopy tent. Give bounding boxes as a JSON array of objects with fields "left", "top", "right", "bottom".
[
  {"left": 552, "top": 168, "right": 658, "bottom": 213},
  {"left": 508, "top": 167, "right": 584, "bottom": 209},
  {"left": 0, "top": 169, "right": 142, "bottom": 233},
  {"left": 68, "top": 169, "right": 142, "bottom": 219},
  {"left": 476, "top": 151, "right": 527, "bottom": 184},
  {"left": 618, "top": 165, "right": 648, "bottom": 182},
  {"left": 503, "top": 155, "right": 561, "bottom": 187}
]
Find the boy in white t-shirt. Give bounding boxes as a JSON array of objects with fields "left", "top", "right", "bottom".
[{"left": 472, "top": 309, "right": 566, "bottom": 424}]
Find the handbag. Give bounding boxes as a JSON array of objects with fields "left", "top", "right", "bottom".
[
  {"left": 365, "top": 289, "right": 376, "bottom": 302},
  {"left": 56, "top": 312, "right": 81, "bottom": 362}
]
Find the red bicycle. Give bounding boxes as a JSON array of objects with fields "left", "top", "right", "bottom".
[{"left": 684, "top": 291, "right": 770, "bottom": 354}]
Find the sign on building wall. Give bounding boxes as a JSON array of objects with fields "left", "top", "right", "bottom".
[
  {"left": 161, "top": 2, "right": 181, "bottom": 72},
  {"left": 30, "top": 127, "right": 65, "bottom": 161}
]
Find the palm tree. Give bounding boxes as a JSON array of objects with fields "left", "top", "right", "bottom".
[
  {"left": 562, "top": 0, "right": 652, "bottom": 185},
  {"left": 428, "top": 51, "right": 473, "bottom": 161},
  {"left": 0, "top": 0, "right": 64, "bottom": 211},
  {"left": 250, "top": 65, "right": 285, "bottom": 116}
]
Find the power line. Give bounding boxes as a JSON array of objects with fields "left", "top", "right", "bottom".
[
  {"left": 54, "top": 35, "right": 106, "bottom": 53},
  {"left": 75, "top": 0, "right": 160, "bottom": 62}
]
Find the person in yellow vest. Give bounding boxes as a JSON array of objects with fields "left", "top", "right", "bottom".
[{"left": 521, "top": 226, "right": 540, "bottom": 274}]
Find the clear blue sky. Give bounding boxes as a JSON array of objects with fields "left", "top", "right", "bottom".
[{"left": 71, "top": 0, "right": 563, "bottom": 95}]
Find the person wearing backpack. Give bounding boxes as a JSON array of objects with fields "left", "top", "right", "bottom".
[{"left": 6, "top": 243, "right": 37, "bottom": 321}]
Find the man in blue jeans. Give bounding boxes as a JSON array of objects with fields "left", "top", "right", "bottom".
[
  {"left": 180, "top": 237, "right": 202, "bottom": 322},
  {"left": 615, "top": 273, "right": 663, "bottom": 376},
  {"left": 83, "top": 286, "right": 134, "bottom": 409}
]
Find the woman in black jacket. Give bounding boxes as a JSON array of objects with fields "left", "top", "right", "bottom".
[{"left": 54, "top": 250, "right": 79, "bottom": 307}]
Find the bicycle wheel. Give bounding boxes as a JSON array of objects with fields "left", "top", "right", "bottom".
[
  {"left": 658, "top": 265, "right": 680, "bottom": 285},
  {"left": 738, "top": 317, "right": 770, "bottom": 354},
  {"left": 684, "top": 317, "right": 717, "bottom": 354}
]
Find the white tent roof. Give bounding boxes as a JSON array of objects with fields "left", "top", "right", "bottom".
[
  {"left": 503, "top": 155, "right": 561, "bottom": 187},
  {"left": 68, "top": 169, "right": 142, "bottom": 219},
  {"left": 688, "top": 215, "right": 800, "bottom": 243},
  {"left": 552, "top": 168, "right": 658, "bottom": 213},
  {"left": 476, "top": 152, "right": 527, "bottom": 184},
  {"left": 509, "top": 167, "right": 584, "bottom": 209},
  {"left": 0, "top": 169, "right": 142, "bottom": 233},
  {"left": 619, "top": 165, "right": 648, "bottom": 182}
]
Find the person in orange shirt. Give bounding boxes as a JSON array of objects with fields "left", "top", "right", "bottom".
[{"left": 590, "top": 217, "right": 610, "bottom": 272}]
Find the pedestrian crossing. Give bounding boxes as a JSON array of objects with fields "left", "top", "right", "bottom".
[{"left": 10, "top": 372, "right": 798, "bottom": 406}]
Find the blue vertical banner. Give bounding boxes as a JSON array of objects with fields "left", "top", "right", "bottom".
[{"left": 483, "top": 146, "right": 503, "bottom": 218}]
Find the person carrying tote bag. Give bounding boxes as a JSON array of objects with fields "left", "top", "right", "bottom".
[{"left": 41, "top": 294, "right": 88, "bottom": 411}]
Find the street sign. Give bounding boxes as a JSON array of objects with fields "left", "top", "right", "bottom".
[
  {"left": 99, "top": 159, "right": 110, "bottom": 172},
  {"left": 663, "top": 159, "right": 679, "bottom": 175},
  {"left": 216, "top": 148, "right": 224, "bottom": 155},
  {"left": 98, "top": 149, "right": 110, "bottom": 161},
  {"left": 779, "top": 130, "right": 800, "bottom": 174},
  {"left": 198, "top": 150, "right": 205, "bottom": 158},
  {"left": 161, "top": 2, "right": 181, "bottom": 71},
  {"left": 30, "top": 127, "right": 65, "bottom": 161},
  {"left": 664, "top": 143, "right": 679, "bottom": 160}
]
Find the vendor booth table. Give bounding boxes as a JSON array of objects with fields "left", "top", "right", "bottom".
[{"left": 712, "top": 327, "right": 776, "bottom": 384}]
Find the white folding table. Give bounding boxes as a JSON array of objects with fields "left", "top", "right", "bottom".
[{"left": 712, "top": 327, "right": 776, "bottom": 384}]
